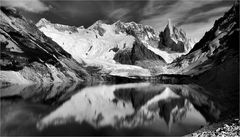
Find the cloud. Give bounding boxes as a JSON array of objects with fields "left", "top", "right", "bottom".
[
  {"left": 179, "top": 6, "right": 230, "bottom": 25},
  {"left": 142, "top": 0, "right": 178, "bottom": 19},
  {"left": 107, "top": 8, "right": 131, "bottom": 22},
  {"left": 100, "top": 0, "right": 148, "bottom": 23},
  {"left": 2, "top": 0, "right": 50, "bottom": 13}
]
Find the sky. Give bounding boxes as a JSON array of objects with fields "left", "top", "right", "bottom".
[{"left": 2, "top": 0, "right": 235, "bottom": 41}]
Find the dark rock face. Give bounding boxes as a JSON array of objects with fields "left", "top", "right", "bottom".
[
  {"left": 159, "top": 19, "right": 192, "bottom": 53},
  {"left": 114, "top": 38, "right": 165, "bottom": 73},
  {"left": 113, "top": 22, "right": 166, "bottom": 72},
  {"left": 189, "top": 2, "right": 239, "bottom": 53},
  {"left": 131, "top": 39, "right": 166, "bottom": 66},
  {"left": 114, "top": 48, "right": 133, "bottom": 64},
  {"left": 0, "top": 7, "right": 90, "bottom": 84}
]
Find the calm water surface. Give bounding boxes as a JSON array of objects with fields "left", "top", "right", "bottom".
[{"left": 0, "top": 82, "right": 235, "bottom": 136}]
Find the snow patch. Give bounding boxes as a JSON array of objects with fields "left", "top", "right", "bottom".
[{"left": 0, "top": 71, "right": 33, "bottom": 85}]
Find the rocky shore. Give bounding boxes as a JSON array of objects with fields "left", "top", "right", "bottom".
[{"left": 185, "top": 118, "right": 240, "bottom": 137}]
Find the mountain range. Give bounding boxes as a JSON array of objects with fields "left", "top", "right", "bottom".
[{"left": 0, "top": 2, "right": 239, "bottom": 87}]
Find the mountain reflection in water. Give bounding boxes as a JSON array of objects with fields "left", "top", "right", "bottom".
[{"left": 1, "top": 82, "right": 221, "bottom": 136}]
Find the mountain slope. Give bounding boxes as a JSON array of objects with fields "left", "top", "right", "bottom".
[
  {"left": 0, "top": 7, "right": 90, "bottom": 85},
  {"left": 164, "top": 2, "right": 239, "bottom": 77}
]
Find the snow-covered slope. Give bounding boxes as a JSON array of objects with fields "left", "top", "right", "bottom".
[
  {"left": 37, "top": 19, "right": 154, "bottom": 76},
  {"left": 36, "top": 19, "right": 135, "bottom": 62}
]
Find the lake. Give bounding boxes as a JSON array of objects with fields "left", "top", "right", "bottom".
[{"left": 0, "top": 82, "right": 238, "bottom": 136}]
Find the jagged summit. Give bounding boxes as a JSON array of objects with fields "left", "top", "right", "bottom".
[
  {"left": 167, "top": 19, "right": 173, "bottom": 35},
  {"left": 159, "top": 19, "right": 194, "bottom": 53},
  {"left": 164, "top": 19, "right": 187, "bottom": 43}
]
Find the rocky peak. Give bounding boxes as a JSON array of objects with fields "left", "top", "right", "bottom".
[
  {"left": 125, "top": 21, "right": 155, "bottom": 34},
  {"left": 113, "top": 20, "right": 127, "bottom": 32},
  {"left": 164, "top": 19, "right": 187, "bottom": 43},
  {"left": 87, "top": 20, "right": 107, "bottom": 36},
  {"left": 159, "top": 19, "right": 193, "bottom": 53},
  {"left": 114, "top": 21, "right": 158, "bottom": 41},
  {"left": 166, "top": 19, "right": 173, "bottom": 35}
]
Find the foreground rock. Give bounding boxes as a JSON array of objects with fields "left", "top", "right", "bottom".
[{"left": 185, "top": 118, "right": 240, "bottom": 137}]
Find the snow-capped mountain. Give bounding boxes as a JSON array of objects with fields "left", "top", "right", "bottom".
[
  {"left": 36, "top": 19, "right": 136, "bottom": 62},
  {"left": 36, "top": 18, "right": 154, "bottom": 77},
  {"left": 0, "top": 2, "right": 238, "bottom": 84},
  {"left": 36, "top": 18, "right": 194, "bottom": 76}
]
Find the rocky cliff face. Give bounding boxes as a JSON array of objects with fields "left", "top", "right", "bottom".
[
  {"left": 159, "top": 19, "right": 194, "bottom": 53},
  {"left": 0, "top": 7, "right": 89, "bottom": 85},
  {"left": 114, "top": 38, "right": 166, "bottom": 74}
]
